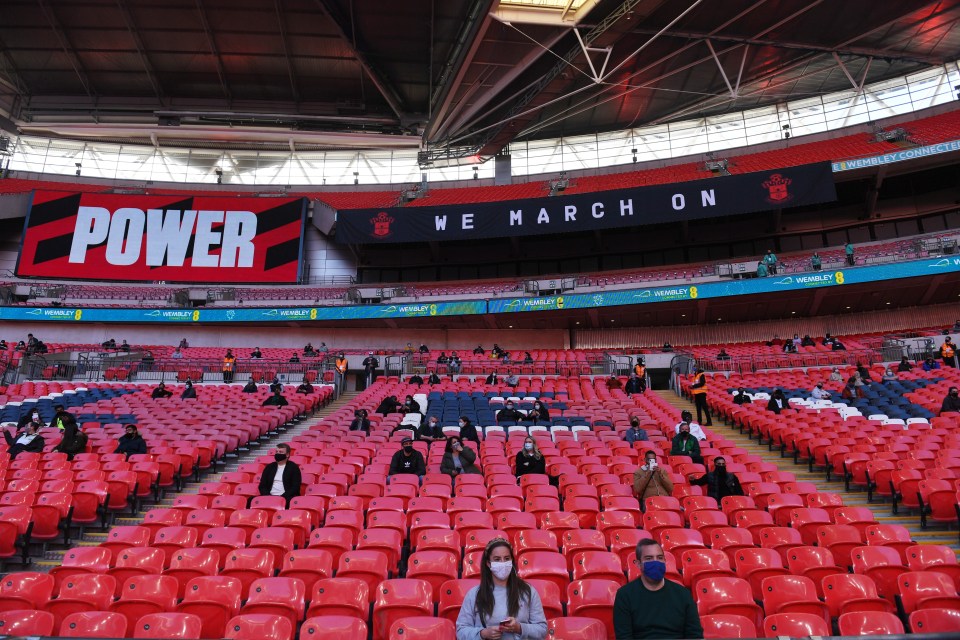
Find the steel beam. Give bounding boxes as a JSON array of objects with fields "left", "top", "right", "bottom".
[
  {"left": 36, "top": 0, "right": 95, "bottom": 98},
  {"left": 313, "top": 0, "right": 407, "bottom": 122},
  {"left": 115, "top": 1, "right": 165, "bottom": 103},
  {"left": 274, "top": 0, "right": 300, "bottom": 103},
  {"left": 194, "top": 0, "right": 232, "bottom": 101},
  {"left": 0, "top": 35, "right": 28, "bottom": 95}
]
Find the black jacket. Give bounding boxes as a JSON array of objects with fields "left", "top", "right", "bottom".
[
  {"left": 766, "top": 397, "right": 787, "bottom": 414},
  {"left": 733, "top": 392, "right": 751, "bottom": 405},
  {"left": 389, "top": 449, "right": 426, "bottom": 476},
  {"left": 349, "top": 418, "right": 371, "bottom": 433},
  {"left": 417, "top": 422, "right": 444, "bottom": 440},
  {"left": 624, "top": 378, "right": 643, "bottom": 395},
  {"left": 497, "top": 408, "right": 524, "bottom": 423},
  {"left": 4, "top": 431, "right": 45, "bottom": 458},
  {"left": 691, "top": 470, "right": 744, "bottom": 502},
  {"left": 941, "top": 394, "right": 960, "bottom": 414},
  {"left": 428, "top": 373, "right": 441, "bottom": 385},
  {"left": 485, "top": 374, "right": 498, "bottom": 384},
  {"left": 243, "top": 382, "right": 259, "bottom": 393},
  {"left": 151, "top": 388, "right": 173, "bottom": 399},
  {"left": 403, "top": 399, "right": 421, "bottom": 414},
  {"left": 440, "top": 447, "right": 481, "bottom": 476},
  {"left": 459, "top": 422, "right": 480, "bottom": 444},
  {"left": 362, "top": 356, "right": 379, "bottom": 371},
  {"left": 181, "top": 386, "right": 197, "bottom": 399},
  {"left": 263, "top": 394, "right": 289, "bottom": 406},
  {"left": 258, "top": 461, "right": 302, "bottom": 504},
  {"left": 115, "top": 433, "right": 148, "bottom": 456},
  {"left": 52, "top": 410, "right": 76, "bottom": 430},
  {"left": 409, "top": 375, "right": 423, "bottom": 385},
  {"left": 296, "top": 383, "right": 314, "bottom": 395},
  {"left": 516, "top": 451, "right": 546, "bottom": 476}
]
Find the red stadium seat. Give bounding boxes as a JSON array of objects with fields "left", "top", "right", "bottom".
[
  {"left": 0, "top": 609, "right": 56, "bottom": 636},
  {"left": 108, "top": 574, "right": 180, "bottom": 636},
  {"left": 301, "top": 615, "right": 367, "bottom": 640},
  {"left": 224, "top": 614, "right": 293, "bottom": 640},
  {"left": 306, "top": 578, "right": 369, "bottom": 620},
  {"left": 762, "top": 613, "right": 830, "bottom": 638},
  {"left": 699, "top": 614, "right": 758, "bottom": 639},
  {"left": 909, "top": 608, "right": 960, "bottom": 633},
  {"left": 0, "top": 571, "right": 55, "bottom": 612},
  {"left": 897, "top": 571, "right": 960, "bottom": 613},
  {"left": 59, "top": 611, "right": 128, "bottom": 638},
  {"left": 239, "top": 578, "right": 306, "bottom": 640},
  {"left": 132, "top": 612, "right": 203, "bottom": 639},
  {"left": 837, "top": 611, "right": 905, "bottom": 635},
  {"left": 821, "top": 573, "right": 895, "bottom": 619},
  {"left": 546, "top": 617, "right": 608, "bottom": 640},
  {"left": 372, "top": 579, "right": 433, "bottom": 640},
  {"left": 566, "top": 579, "right": 619, "bottom": 640},
  {"left": 176, "top": 576, "right": 243, "bottom": 640}
]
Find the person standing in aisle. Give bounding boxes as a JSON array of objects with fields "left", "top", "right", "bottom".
[{"left": 689, "top": 367, "right": 712, "bottom": 426}]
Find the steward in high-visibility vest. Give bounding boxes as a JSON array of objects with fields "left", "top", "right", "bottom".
[
  {"left": 941, "top": 338, "right": 956, "bottom": 368},
  {"left": 690, "top": 367, "right": 713, "bottom": 426},
  {"left": 222, "top": 350, "right": 236, "bottom": 383}
]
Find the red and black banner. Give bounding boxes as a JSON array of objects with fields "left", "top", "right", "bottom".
[
  {"left": 333, "top": 162, "right": 837, "bottom": 244},
  {"left": 17, "top": 192, "right": 306, "bottom": 283}
]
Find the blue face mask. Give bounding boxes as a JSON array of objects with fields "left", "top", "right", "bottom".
[{"left": 642, "top": 560, "right": 667, "bottom": 582}]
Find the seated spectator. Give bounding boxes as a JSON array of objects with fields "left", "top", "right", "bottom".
[
  {"left": 408, "top": 373, "right": 423, "bottom": 385},
  {"left": 141, "top": 351, "right": 155, "bottom": 365},
  {"left": 783, "top": 341, "right": 797, "bottom": 354},
  {"left": 497, "top": 401, "right": 524, "bottom": 423},
  {"left": 257, "top": 443, "right": 301, "bottom": 507},
  {"left": 349, "top": 409, "right": 371, "bottom": 433},
  {"left": 376, "top": 395, "right": 400, "bottom": 415},
  {"left": 296, "top": 377, "right": 314, "bottom": 394},
  {"left": 516, "top": 436, "right": 546, "bottom": 477},
  {"left": 33, "top": 340, "right": 48, "bottom": 354},
  {"left": 941, "top": 387, "right": 960, "bottom": 415},
  {"left": 732, "top": 387, "right": 751, "bottom": 405},
  {"left": 14, "top": 340, "right": 25, "bottom": 351},
  {"left": 662, "top": 342, "right": 673, "bottom": 352},
  {"left": 440, "top": 435, "right": 481, "bottom": 478},
  {"left": 447, "top": 353, "right": 462, "bottom": 375},
  {"left": 418, "top": 343, "right": 429, "bottom": 354},
  {"left": 485, "top": 371, "right": 498, "bottom": 385},
  {"left": 857, "top": 363, "right": 873, "bottom": 382},
  {"left": 897, "top": 356, "right": 913, "bottom": 372},
  {"left": 119, "top": 339, "right": 130, "bottom": 352},
  {"left": 3, "top": 422, "right": 45, "bottom": 459},
  {"left": 766, "top": 389, "right": 788, "bottom": 414},
  {"left": 436, "top": 352, "right": 449, "bottom": 365},
  {"left": 716, "top": 348, "right": 730, "bottom": 361},
  {"left": 634, "top": 450, "right": 673, "bottom": 506},
  {"left": 923, "top": 356, "right": 941, "bottom": 371},
  {"left": 17, "top": 408, "right": 44, "bottom": 431},
  {"left": 504, "top": 370, "right": 519, "bottom": 387},
  {"left": 458, "top": 416, "right": 480, "bottom": 444},
  {"left": 172, "top": 347, "right": 183, "bottom": 359},
  {"left": 492, "top": 343, "right": 505, "bottom": 358},
  {"left": 810, "top": 383, "right": 830, "bottom": 401},
  {"left": 417, "top": 416, "right": 445, "bottom": 442},
  {"left": 401, "top": 395, "right": 421, "bottom": 414},
  {"left": 828, "top": 367, "right": 843, "bottom": 382},
  {"left": 0, "top": 340, "right": 7, "bottom": 350},
  {"left": 689, "top": 457, "right": 744, "bottom": 502},
  {"left": 527, "top": 400, "right": 549, "bottom": 424},
  {"left": 606, "top": 374, "right": 623, "bottom": 390},
  {"left": 102, "top": 338, "right": 117, "bottom": 349},
  {"left": 52, "top": 405, "right": 75, "bottom": 431},
  {"left": 841, "top": 376, "right": 860, "bottom": 400},
  {"left": 523, "top": 351, "right": 534, "bottom": 364},
  {"left": 54, "top": 417, "right": 86, "bottom": 460},
  {"left": 800, "top": 334, "right": 815, "bottom": 347},
  {"left": 151, "top": 382, "right": 173, "bottom": 399},
  {"left": 792, "top": 334, "right": 802, "bottom": 347},
  {"left": 403, "top": 342, "right": 415, "bottom": 355},
  {"left": 473, "top": 345, "right": 484, "bottom": 355},
  {"left": 179, "top": 338, "right": 189, "bottom": 349},
  {"left": 832, "top": 338, "right": 847, "bottom": 351},
  {"left": 114, "top": 424, "right": 147, "bottom": 457},
  {"left": 262, "top": 388, "right": 289, "bottom": 406},
  {"left": 389, "top": 437, "right": 425, "bottom": 478},
  {"left": 242, "top": 377, "right": 259, "bottom": 393},
  {"left": 756, "top": 262, "right": 768, "bottom": 278},
  {"left": 674, "top": 410, "right": 707, "bottom": 441},
  {"left": 289, "top": 352, "right": 300, "bottom": 363},
  {"left": 624, "top": 418, "right": 649, "bottom": 444},
  {"left": 250, "top": 347, "right": 262, "bottom": 359},
  {"left": 181, "top": 381, "right": 197, "bottom": 399},
  {"left": 303, "top": 342, "right": 315, "bottom": 356},
  {"left": 269, "top": 377, "right": 283, "bottom": 393},
  {"left": 881, "top": 368, "right": 898, "bottom": 382},
  {"left": 625, "top": 372, "right": 644, "bottom": 395},
  {"left": 769, "top": 335, "right": 783, "bottom": 347},
  {"left": 427, "top": 371, "right": 442, "bottom": 385},
  {"left": 317, "top": 342, "right": 328, "bottom": 354},
  {"left": 670, "top": 421, "right": 702, "bottom": 464},
  {"left": 822, "top": 333, "right": 834, "bottom": 346}
]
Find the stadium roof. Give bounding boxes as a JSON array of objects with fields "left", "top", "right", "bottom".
[{"left": 1, "top": 0, "right": 958, "bottom": 165}]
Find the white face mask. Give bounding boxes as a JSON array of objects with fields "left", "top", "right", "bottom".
[
  {"left": 490, "top": 561, "right": 513, "bottom": 581},
  {"left": 524, "top": 442, "right": 533, "bottom": 451},
  {"left": 459, "top": 421, "right": 465, "bottom": 427}
]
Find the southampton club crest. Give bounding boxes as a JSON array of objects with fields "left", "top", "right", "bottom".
[
  {"left": 370, "top": 212, "right": 395, "bottom": 238},
  {"left": 762, "top": 173, "right": 793, "bottom": 204}
]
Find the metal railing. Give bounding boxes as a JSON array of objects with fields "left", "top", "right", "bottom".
[{"left": 695, "top": 347, "right": 881, "bottom": 375}]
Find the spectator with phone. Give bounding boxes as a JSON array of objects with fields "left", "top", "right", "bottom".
[
  {"left": 634, "top": 450, "right": 673, "bottom": 510},
  {"left": 441, "top": 435, "right": 481, "bottom": 478},
  {"left": 456, "top": 537, "right": 547, "bottom": 639}
]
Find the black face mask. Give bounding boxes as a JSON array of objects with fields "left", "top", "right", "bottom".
[
  {"left": 403, "top": 445, "right": 413, "bottom": 453},
  {"left": 681, "top": 432, "right": 690, "bottom": 438},
  {"left": 274, "top": 453, "right": 287, "bottom": 462},
  {"left": 125, "top": 432, "right": 136, "bottom": 438},
  {"left": 716, "top": 466, "right": 727, "bottom": 476}
]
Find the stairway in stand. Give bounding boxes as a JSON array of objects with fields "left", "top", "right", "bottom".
[
  {"left": 32, "top": 390, "right": 358, "bottom": 571},
  {"left": 654, "top": 390, "right": 960, "bottom": 556}
]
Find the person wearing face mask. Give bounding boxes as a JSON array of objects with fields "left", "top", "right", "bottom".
[
  {"left": 3, "top": 422, "right": 46, "bottom": 459},
  {"left": 258, "top": 443, "right": 302, "bottom": 507},
  {"left": 151, "top": 382, "right": 173, "bottom": 399},
  {"left": 732, "top": 387, "right": 751, "bottom": 405},
  {"left": 624, "top": 372, "right": 644, "bottom": 396},
  {"left": 408, "top": 373, "right": 424, "bottom": 385},
  {"left": 940, "top": 386, "right": 960, "bottom": 415},
  {"left": 673, "top": 411, "right": 706, "bottom": 441},
  {"left": 670, "top": 422, "right": 702, "bottom": 464},
  {"left": 180, "top": 380, "right": 197, "bottom": 399},
  {"left": 262, "top": 387, "right": 289, "bottom": 406},
  {"left": 296, "top": 377, "right": 315, "bottom": 394},
  {"left": 766, "top": 389, "right": 788, "bottom": 415},
  {"left": 52, "top": 404, "right": 76, "bottom": 431},
  {"left": 624, "top": 418, "right": 649, "bottom": 445},
  {"left": 428, "top": 370, "right": 442, "bottom": 385},
  {"left": 400, "top": 395, "right": 421, "bottom": 415},
  {"left": 458, "top": 416, "right": 481, "bottom": 445},
  {"left": 526, "top": 401, "right": 549, "bottom": 424},
  {"left": 634, "top": 451, "right": 673, "bottom": 508},
  {"left": 389, "top": 437, "right": 426, "bottom": 479},
  {"left": 349, "top": 409, "right": 371, "bottom": 433},
  {"left": 417, "top": 416, "right": 445, "bottom": 442},
  {"left": 497, "top": 402, "right": 524, "bottom": 424},
  {"left": 689, "top": 457, "right": 744, "bottom": 502},
  {"left": 613, "top": 538, "right": 703, "bottom": 639},
  {"left": 515, "top": 437, "right": 545, "bottom": 478},
  {"left": 55, "top": 416, "right": 86, "bottom": 460},
  {"left": 376, "top": 395, "right": 401, "bottom": 415},
  {"left": 485, "top": 371, "right": 499, "bottom": 385},
  {"left": 441, "top": 436, "right": 481, "bottom": 478},
  {"left": 456, "top": 538, "right": 547, "bottom": 640},
  {"left": 114, "top": 424, "right": 148, "bottom": 457},
  {"left": 17, "top": 407, "right": 45, "bottom": 431},
  {"left": 242, "top": 377, "right": 259, "bottom": 393}
]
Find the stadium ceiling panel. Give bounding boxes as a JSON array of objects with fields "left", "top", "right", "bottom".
[{"left": 0, "top": 0, "right": 957, "bottom": 163}]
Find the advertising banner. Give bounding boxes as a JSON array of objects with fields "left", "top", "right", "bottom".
[
  {"left": 334, "top": 163, "right": 837, "bottom": 244},
  {"left": 16, "top": 192, "right": 307, "bottom": 283}
]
